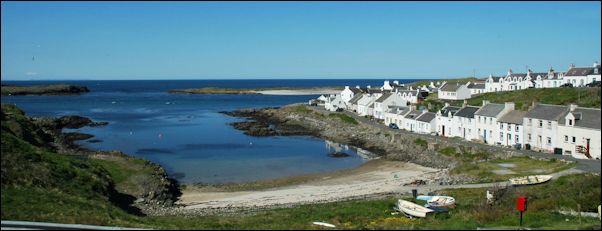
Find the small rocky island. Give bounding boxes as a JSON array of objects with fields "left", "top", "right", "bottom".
[{"left": 1, "top": 84, "right": 90, "bottom": 96}]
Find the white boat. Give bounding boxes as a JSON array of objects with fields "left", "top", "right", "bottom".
[
  {"left": 426, "top": 196, "right": 456, "bottom": 208},
  {"left": 312, "top": 222, "right": 336, "bottom": 228},
  {"left": 509, "top": 175, "right": 553, "bottom": 186},
  {"left": 397, "top": 199, "right": 434, "bottom": 218}
]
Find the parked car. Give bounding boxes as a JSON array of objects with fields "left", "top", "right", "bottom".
[
  {"left": 335, "top": 108, "right": 344, "bottom": 112},
  {"left": 388, "top": 123, "right": 399, "bottom": 129},
  {"left": 560, "top": 83, "right": 573, "bottom": 88},
  {"left": 586, "top": 81, "right": 601, "bottom": 87}
]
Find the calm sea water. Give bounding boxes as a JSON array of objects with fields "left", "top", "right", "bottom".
[{"left": 1, "top": 79, "right": 418, "bottom": 184}]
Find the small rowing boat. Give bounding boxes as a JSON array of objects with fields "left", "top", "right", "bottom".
[
  {"left": 312, "top": 222, "right": 336, "bottom": 228},
  {"left": 509, "top": 175, "right": 553, "bottom": 186},
  {"left": 397, "top": 199, "right": 434, "bottom": 218},
  {"left": 426, "top": 196, "right": 456, "bottom": 208}
]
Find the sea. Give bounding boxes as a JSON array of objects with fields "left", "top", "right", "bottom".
[{"left": 1, "top": 79, "right": 420, "bottom": 184}]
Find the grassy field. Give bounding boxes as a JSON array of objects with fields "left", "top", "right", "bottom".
[
  {"left": 417, "top": 87, "right": 601, "bottom": 112},
  {"left": 328, "top": 113, "right": 359, "bottom": 125}
]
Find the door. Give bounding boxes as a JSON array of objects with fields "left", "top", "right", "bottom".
[
  {"left": 484, "top": 129, "right": 487, "bottom": 144},
  {"left": 442, "top": 126, "right": 446, "bottom": 137}
]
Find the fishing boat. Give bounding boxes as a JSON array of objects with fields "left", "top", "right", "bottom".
[
  {"left": 397, "top": 199, "right": 434, "bottom": 218},
  {"left": 425, "top": 196, "right": 456, "bottom": 208},
  {"left": 509, "top": 175, "right": 553, "bottom": 186}
]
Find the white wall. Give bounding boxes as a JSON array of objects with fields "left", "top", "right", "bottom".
[
  {"left": 557, "top": 125, "right": 601, "bottom": 160},
  {"left": 522, "top": 118, "right": 560, "bottom": 153}
]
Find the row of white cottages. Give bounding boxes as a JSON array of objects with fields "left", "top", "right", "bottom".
[
  {"left": 439, "top": 62, "right": 602, "bottom": 100},
  {"left": 384, "top": 101, "right": 601, "bottom": 160}
]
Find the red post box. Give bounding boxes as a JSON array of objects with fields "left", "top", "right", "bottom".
[{"left": 516, "top": 196, "right": 527, "bottom": 212}]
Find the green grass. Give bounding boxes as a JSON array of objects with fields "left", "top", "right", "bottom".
[
  {"left": 466, "top": 87, "right": 601, "bottom": 110},
  {"left": 407, "top": 77, "right": 480, "bottom": 88},
  {"left": 413, "top": 138, "right": 428, "bottom": 149},
  {"left": 450, "top": 156, "right": 577, "bottom": 183},
  {"left": 291, "top": 104, "right": 312, "bottom": 114},
  {"left": 328, "top": 113, "right": 359, "bottom": 125}
]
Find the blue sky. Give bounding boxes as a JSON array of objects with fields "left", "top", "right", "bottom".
[{"left": 1, "top": 1, "right": 600, "bottom": 80}]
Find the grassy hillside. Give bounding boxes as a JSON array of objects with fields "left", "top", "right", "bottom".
[
  {"left": 418, "top": 87, "right": 601, "bottom": 112},
  {"left": 408, "top": 77, "right": 480, "bottom": 87}
]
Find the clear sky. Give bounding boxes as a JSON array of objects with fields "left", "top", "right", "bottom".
[{"left": 1, "top": 1, "right": 600, "bottom": 80}]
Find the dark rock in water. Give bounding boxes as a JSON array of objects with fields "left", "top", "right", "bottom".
[
  {"left": 1, "top": 84, "right": 89, "bottom": 96},
  {"left": 89, "top": 121, "right": 109, "bottom": 127},
  {"left": 87, "top": 139, "right": 103, "bottom": 143},
  {"left": 64, "top": 132, "right": 94, "bottom": 141},
  {"left": 58, "top": 115, "right": 93, "bottom": 129},
  {"left": 230, "top": 121, "right": 278, "bottom": 136},
  {"left": 328, "top": 152, "right": 351, "bottom": 158}
]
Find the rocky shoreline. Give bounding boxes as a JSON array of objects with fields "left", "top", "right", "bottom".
[
  {"left": 1, "top": 84, "right": 90, "bottom": 96},
  {"left": 2, "top": 105, "right": 181, "bottom": 212}
]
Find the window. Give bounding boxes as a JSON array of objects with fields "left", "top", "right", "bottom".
[
  {"left": 507, "top": 124, "right": 511, "bottom": 131},
  {"left": 516, "top": 135, "right": 520, "bottom": 143},
  {"left": 489, "top": 118, "right": 492, "bottom": 125},
  {"left": 547, "top": 121, "right": 552, "bottom": 128},
  {"left": 515, "top": 126, "right": 519, "bottom": 132},
  {"left": 528, "top": 133, "right": 532, "bottom": 141},
  {"left": 500, "top": 123, "right": 503, "bottom": 129},
  {"left": 547, "top": 137, "right": 552, "bottom": 144},
  {"left": 539, "top": 120, "right": 543, "bottom": 128},
  {"left": 565, "top": 136, "right": 569, "bottom": 142},
  {"left": 528, "top": 119, "right": 532, "bottom": 125},
  {"left": 500, "top": 132, "right": 504, "bottom": 141},
  {"left": 568, "top": 119, "right": 573, "bottom": 126},
  {"left": 572, "top": 136, "right": 576, "bottom": 143}
]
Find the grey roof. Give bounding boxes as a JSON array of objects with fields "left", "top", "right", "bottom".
[
  {"left": 489, "top": 76, "right": 503, "bottom": 82},
  {"left": 455, "top": 106, "right": 480, "bottom": 118},
  {"left": 416, "top": 112, "right": 436, "bottom": 122},
  {"left": 560, "top": 107, "right": 601, "bottom": 130},
  {"left": 467, "top": 82, "right": 486, "bottom": 89},
  {"left": 565, "top": 67, "right": 594, "bottom": 77},
  {"left": 396, "top": 90, "right": 419, "bottom": 96},
  {"left": 529, "top": 72, "right": 547, "bottom": 77},
  {"left": 440, "top": 83, "right": 465, "bottom": 92},
  {"left": 388, "top": 106, "right": 411, "bottom": 115},
  {"left": 404, "top": 110, "right": 423, "bottom": 119},
  {"left": 375, "top": 92, "right": 392, "bottom": 103},
  {"left": 440, "top": 106, "right": 461, "bottom": 116},
  {"left": 350, "top": 88, "right": 362, "bottom": 94},
  {"left": 348, "top": 93, "right": 364, "bottom": 104},
  {"left": 524, "top": 104, "right": 568, "bottom": 121},
  {"left": 367, "top": 88, "right": 382, "bottom": 94},
  {"left": 509, "top": 73, "right": 527, "bottom": 78},
  {"left": 475, "top": 103, "right": 506, "bottom": 117},
  {"left": 498, "top": 110, "right": 528, "bottom": 125}
]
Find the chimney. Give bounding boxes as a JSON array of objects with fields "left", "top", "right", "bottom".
[
  {"left": 594, "top": 61, "right": 599, "bottom": 67},
  {"left": 504, "top": 102, "right": 515, "bottom": 110},
  {"left": 508, "top": 68, "right": 513, "bottom": 75},
  {"left": 367, "top": 85, "right": 371, "bottom": 89},
  {"left": 527, "top": 69, "right": 532, "bottom": 74},
  {"left": 482, "top": 100, "right": 490, "bottom": 106},
  {"left": 384, "top": 80, "right": 389, "bottom": 86},
  {"left": 569, "top": 104, "right": 577, "bottom": 112},
  {"left": 355, "top": 85, "right": 360, "bottom": 89},
  {"left": 345, "top": 86, "right": 350, "bottom": 90},
  {"left": 393, "top": 80, "right": 399, "bottom": 85},
  {"left": 570, "top": 63, "right": 575, "bottom": 69}
]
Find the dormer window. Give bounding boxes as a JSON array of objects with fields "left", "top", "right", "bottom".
[{"left": 568, "top": 119, "right": 573, "bottom": 126}]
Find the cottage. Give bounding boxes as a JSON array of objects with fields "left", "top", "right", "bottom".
[
  {"left": 438, "top": 82, "right": 471, "bottom": 100},
  {"left": 534, "top": 68, "right": 564, "bottom": 88},
  {"left": 373, "top": 92, "right": 407, "bottom": 120},
  {"left": 415, "top": 111, "right": 437, "bottom": 134},
  {"left": 496, "top": 110, "right": 528, "bottom": 148},
  {"left": 501, "top": 69, "right": 534, "bottom": 91},
  {"left": 402, "top": 109, "right": 424, "bottom": 132},
  {"left": 485, "top": 75, "right": 503, "bottom": 93},
  {"left": 467, "top": 82, "right": 486, "bottom": 95},
  {"left": 324, "top": 94, "right": 346, "bottom": 112},
  {"left": 357, "top": 94, "right": 380, "bottom": 117},
  {"left": 384, "top": 106, "right": 411, "bottom": 127},
  {"left": 340, "top": 86, "right": 363, "bottom": 103},
  {"left": 522, "top": 103, "right": 569, "bottom": 153},
  {"left": 557, "top": 105, "right": 601, "bottom": 160},
  {"left": 474, "top": 101, "right": 514, "bottom": 145},
  {"left": 453, "top": 105, "right": 481, "bottom": 141},
  {"left": 436, "top": 105, "right": 461, "bottom": 137},
  {"left": 563, "top": 62, "right": 601, "bottom": 87},
  {"left": 347, "top": 93, "right": 364, "bottom": 112}
]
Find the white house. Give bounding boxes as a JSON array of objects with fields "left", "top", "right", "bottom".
[
  {"left": 467, "top": 82, "right": 486, "bottom": 95},
  {"left": 372, "top": 92, "right": 407, "bottom": 120},
  {"left": 340, "top": 86, "right": 363, "bottom": 103},
  {"left": 402, "top": 109, "right": 424, "bottom": 132},
  {"left": 485, "top": 75, "right": 503, "bottom": 93},
  {"left": 557, "top": 105, "right": 601, "bottom": 160},
  {"left": 563, "top": 63, "right": 600, "bottom": 87},
  {"left": 356, "top": 94, "right": 376, "bottom": 116},
  {"left": 522, "top": 103, "right": 569, "bottom": 153},
  {"left": 436, "top": 105, "right": 461, "bottom": 137},
  {"left": 534, "top": 68, "right": 564, "bottom": 89},
  {"left": 381, "top": 80, "right": 403, "bottom": 91},
  {"left": 384, "top": 106, "right": 411, "bottom": 127},
  {"left": 346, "top": 93, "right": 364, "bottom": 112},
  {"left": 438, "top": 83, "right": 471, "bottom": 100},
  {"left": 474, "top": 101, "right": 514, "bottom": 145},
  {"left": 415, "top": 111, "right": 437, "bottom": 134},
  {"left": 324, "top": 94, "right": 346, "bottom": 112},
  {"left": 501, "top": 69, "right": 534, "bottom": 91},
  {"left": 497, "top": 110, "right": 528, "bottom": 148},
  {"left": 453, "top": 105, "right": 481, "bottom": 141}
]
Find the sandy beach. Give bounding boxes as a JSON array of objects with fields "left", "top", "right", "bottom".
[
  {"left": 177, "top": 160, "right": 441, "bottom": 211},
  {"left": 256, "top": 88, "right": 341, "bottom": 95}
]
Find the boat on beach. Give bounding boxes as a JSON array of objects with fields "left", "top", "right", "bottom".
[
  {"left": 509, "top": 175, "right": 553, "bottom": 186},
  {"left": 417, "top": 195, "right": 456, "bottom": 208},
  {"left": 396, "top": 199, "right": 434, "bottom": 218}
]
